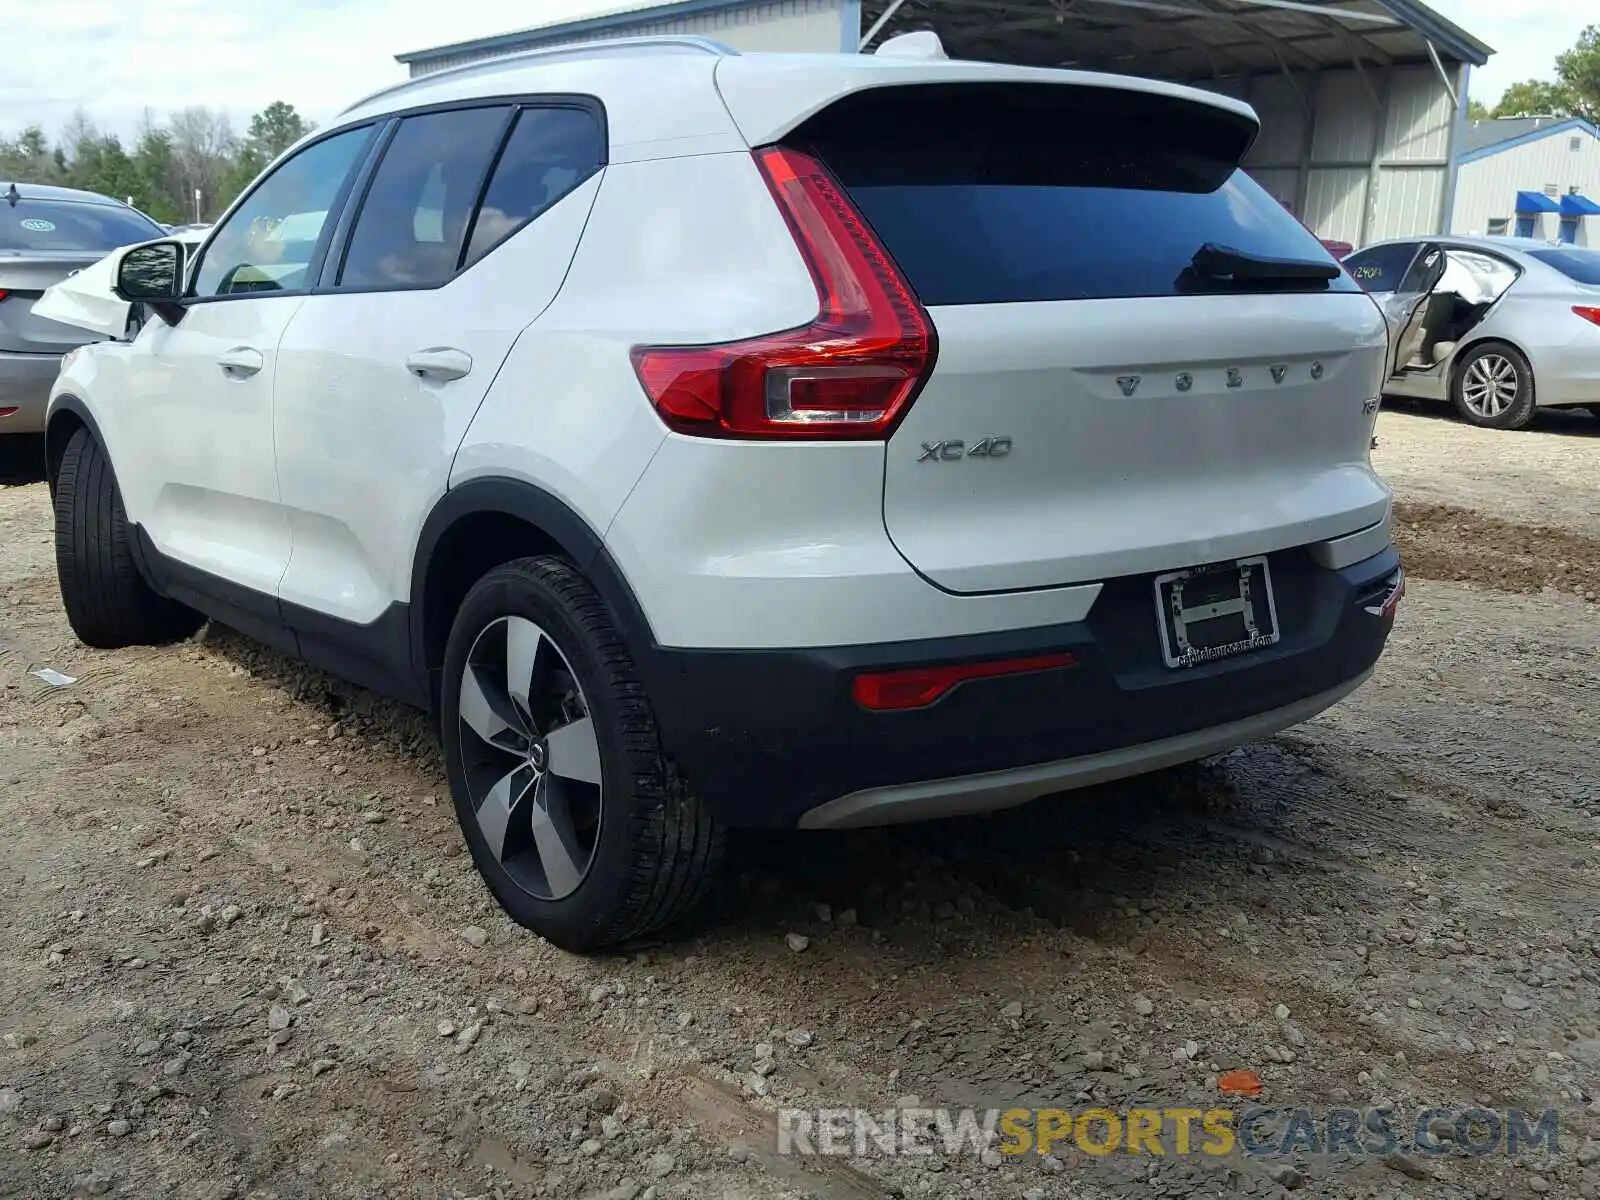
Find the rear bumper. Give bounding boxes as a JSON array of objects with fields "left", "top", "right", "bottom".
[
  {"left": 0, "top": 352, "right": 60, "bottom": 435},
  {"left": 639, "top": 545, "right": 1401, "bottom": 829}
]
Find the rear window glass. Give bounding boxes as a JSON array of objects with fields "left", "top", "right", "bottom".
[
  {"left": 1527, "top": 247, "right": 1600, "bottom": 285},
  {"left": 1, "top": 199, "right": 162, "bottom": 253},
  {"left": 793, "top": 83, "right": 1357, "bottom": 305}
]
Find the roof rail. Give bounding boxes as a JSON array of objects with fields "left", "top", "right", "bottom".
[{"left": 340, "top": 35, "right": 739, "bottom": 116}]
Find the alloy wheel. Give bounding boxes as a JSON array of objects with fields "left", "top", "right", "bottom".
[
  {"left": 456, "top": 615, "right": 603, "bottom": 901},
  {"left": 1461, "top": 354, "right": 1518, "bottom": 419}
]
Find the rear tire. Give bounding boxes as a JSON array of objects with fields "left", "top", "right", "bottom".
[
  {"left": 53, "top": 428, "right": 203, "bottom": 649},
  {"left": 439, "top": 555, "right": 724, "bottom": 952},
  {"left": 1451, "top": 342, "right": 1535, "bottom": 430}
]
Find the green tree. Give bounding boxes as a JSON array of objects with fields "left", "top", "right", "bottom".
[
  {"left": 246, "top": 101, "right": 312, "bottom": 162},
  {"left": 219, "top": 147, "right": 264, "bottom": 211},
  {"left": 1490, "top": 78, "right": 1578, "bottom": 119},
  {"left": 216, "top": 102, "right": 313, "bottom": 209},
  {"left": 1467, "top": 98, "right": 1490, "bottom": 121},
  {"left": 131, "top": 125, "right": 183, "bottom": 224},
  {"left": 1554, "top": 23, "right": 1600, "bottom": 123},
  {"left": 0, "top": 125, "right": 59, "bottom": 183}
]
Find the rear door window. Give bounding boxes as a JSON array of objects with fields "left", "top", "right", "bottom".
[
  {"left": 791, "top": 82, "right": 1358, "bottom": 305},
  {"left": 1, "top": 200, "right": 162, "bottom": 252},
  {"left": 337, "top": 105, "right": 512, "bottom": 290},
  {"left": 1343, "top": 243, "right": 1419, "bottom": 292}
]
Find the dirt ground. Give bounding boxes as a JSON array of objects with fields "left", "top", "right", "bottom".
[{"left": 2, "top": 409, "right": 1599, "bottom": 1200}]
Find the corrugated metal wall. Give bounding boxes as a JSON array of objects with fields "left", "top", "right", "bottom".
[
  {"left": 1230, "top": 62, "right": 1462, "bottom": 248},
  {"left": 1451, "top": 129, "right": 1600, "bottom": 244},
  {"left": 410, "top": 0, "right": 846, "bottom": 76}
]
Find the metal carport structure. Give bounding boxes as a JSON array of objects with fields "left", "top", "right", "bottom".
[{"left": 397, "top": 0, "right": 1494, "bottom": 246}]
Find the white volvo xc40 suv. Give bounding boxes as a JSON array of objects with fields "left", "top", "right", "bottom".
[{"left": 46, "top": 36, "right": 1402, "bottom": 951}]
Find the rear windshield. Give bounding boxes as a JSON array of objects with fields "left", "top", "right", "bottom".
[
  {"left": 1, "top": 199, "right": 163, "bottom": 253},
  {"left": 793, "top": 83, "right": 1357, "bottom": 306},
  {"left": 1527, "top": 247, "right": 1600, "bottom": 285}
]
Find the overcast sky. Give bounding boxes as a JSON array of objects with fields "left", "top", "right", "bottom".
[{"left": 1, "top": 0, "right": 1588, "bottom": 143}]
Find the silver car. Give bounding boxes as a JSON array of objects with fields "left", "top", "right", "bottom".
[
  {"left": 1, "top": 182, "right": 166, "bottom": 440},
  {"left": 1343, "top": 235, "right": 1600, "bottom": 430}
]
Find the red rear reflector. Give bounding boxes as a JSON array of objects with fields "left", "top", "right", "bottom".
[
  {"left": 852, "top": 652, "right": 1078, "bottom": 712},
  {"left": 0, "top": 407, "right": 17, "bottom": 419},
  {"left": 1574, "top": 306, "right": 1600, "bottom": 327},
  {"left": 0, "top": 289, "right": 10, "bottom": 303},
  {"left": 630, "top": 145, "right": 935, "bottom": 440}
]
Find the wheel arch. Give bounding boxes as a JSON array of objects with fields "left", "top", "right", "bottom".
[
  {"left": 43, "top": 395, "right": 103, "bottom": 499},
  {"left": 408, "top": 478, "right": 656, "bottom": 715}
]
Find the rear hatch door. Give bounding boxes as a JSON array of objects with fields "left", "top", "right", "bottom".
[{"left": 772, "top": 78, "right": 1391, "bottom": 593}]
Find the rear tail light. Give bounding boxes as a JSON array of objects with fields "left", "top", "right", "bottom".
[
  {"left": 630, "top": 146, "right": 936, "bottom": 440},
  {"left": 1574, "top": 306, "right": 1600, "bottom": 327},
  {"left": 852, "top": 652, "right": 1078, "bottom": 711},
  {"left": 0, "top": 289, "right": 9, "bottom": 303},
  {"left": 0, "top": 407, "right": 18, "bottom": 419}
]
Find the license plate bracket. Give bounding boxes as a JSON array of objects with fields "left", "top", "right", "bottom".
[{"left": 1153, "top": 556, "right": 1280, "bottom": 669}]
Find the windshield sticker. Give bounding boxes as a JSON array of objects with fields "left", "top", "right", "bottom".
[{"left": 20, "top": 218, "right": 56, "bottom": 232}]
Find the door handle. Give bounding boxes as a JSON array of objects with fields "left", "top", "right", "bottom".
[
  {"left": 217, "top": 346, "right": 264, "bottom": 378},
  {"left": 406, "top": 347, "right": 473, "bottom": 382}
]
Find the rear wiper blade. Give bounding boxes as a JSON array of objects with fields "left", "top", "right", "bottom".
[{"left": 1188, "top": 242, "right": 1339, "bottom": 282}]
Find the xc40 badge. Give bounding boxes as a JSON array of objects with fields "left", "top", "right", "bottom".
[{"left": 918, "top": 437, "right": 1013, "bottom": 462}]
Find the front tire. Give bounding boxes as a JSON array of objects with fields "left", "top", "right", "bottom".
[
  {"left": 1452, "top": 342, "right": 1535, "bottom": 430},
  {"left": 53, "top": 428, "right": 203, "bottom": 649},
  {"left": 439, "top": 556, "right": 724, "bottom": 952}
]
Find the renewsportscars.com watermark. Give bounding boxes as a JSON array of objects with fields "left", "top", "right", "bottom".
[{"left": 776, "top": 1105, "right": 1563, "bottom": 1160}]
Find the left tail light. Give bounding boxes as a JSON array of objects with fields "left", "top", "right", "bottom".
[
  {"left": 630, "top": 146, "right": 936, "bottom": 440},
  {"left": 1574, "top": 306, "right": 1600, "bottom": 328}
]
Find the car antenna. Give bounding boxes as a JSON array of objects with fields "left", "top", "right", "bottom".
[{"left": 4, "top": 184, "right": 20, "bottom": 207}]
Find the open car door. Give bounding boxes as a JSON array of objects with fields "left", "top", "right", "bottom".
[{"left": 1380, "top": 244, "right": 1448, "bottom": 377}]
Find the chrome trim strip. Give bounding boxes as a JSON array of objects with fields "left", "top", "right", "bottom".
[{"left": 798, "top": 672, "right": 1372, "bottom": 830}]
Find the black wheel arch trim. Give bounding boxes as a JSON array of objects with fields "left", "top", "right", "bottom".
[
  {"left": 408, "top": 476, "right": 660, "bottom": 712},
  {"left": 42, "top": 393, "right": 105, "bottom": 499}
]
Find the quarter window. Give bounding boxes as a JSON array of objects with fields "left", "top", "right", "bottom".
[
  {"left": 191, "top": 126, "right": 373, "bottom": 298},
  {"left": 337, "top": 106, "right": 512, "bottom": 290},
  {"left": 461, "top": 106, "right": 605, "bottom": 267}
]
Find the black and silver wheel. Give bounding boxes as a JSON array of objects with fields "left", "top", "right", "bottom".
[
  {"left": 1452, "top": 342, "right": 1535, "bottom": 430},
  {"left": 439, "top": 556, "right": 724, "bottom": 952},
  {"left": 53, "top": 427, "right": 203, "bottom": 648},
  {"left": 456, "top": 614, "right": 603, "bottom": 902}
]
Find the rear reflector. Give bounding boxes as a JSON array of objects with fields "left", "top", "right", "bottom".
[
  {"left": 1575, "top": 306, "right": 1600, "bottom": 328},
  {"left": 0, "top": 289, "right": 9, "bottom": 303},
  {"left": 1362, "top": 568, "right": 1405, "bottom": 621},
  {"left": 0, "top": 407, "right": 17, "bottom": 419},
  {"left": 630, "top": 145, "right": 935, "bottom": 440},
  {"left": 852, "top": 652, "right": 1078, "bottom": 711}
]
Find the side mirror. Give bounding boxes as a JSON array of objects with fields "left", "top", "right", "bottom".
[{"left": 113, "top": 241, "right": 186, "bottom": 325}]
